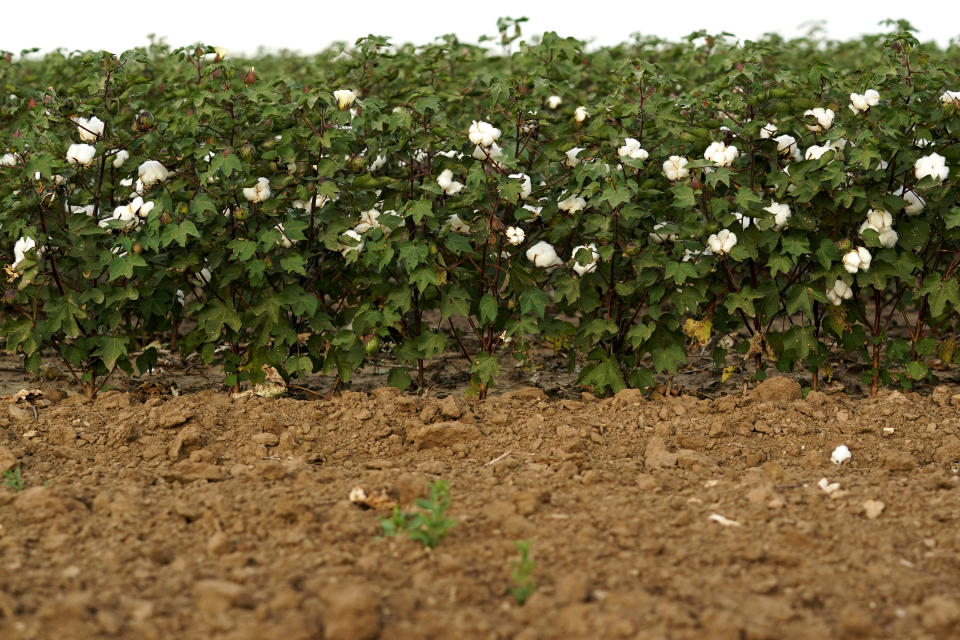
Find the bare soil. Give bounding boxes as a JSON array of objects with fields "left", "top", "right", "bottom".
[{"left": 2, "top": 367, "right": 960, "bottom": 639}]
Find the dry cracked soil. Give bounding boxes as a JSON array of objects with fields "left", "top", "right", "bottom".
[{"left": 1, "top": 376, "right": 960, "bottom": 639}]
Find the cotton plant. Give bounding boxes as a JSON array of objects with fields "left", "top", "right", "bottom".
[
  {"left": 859, "top": 209, "right": 898, "bottom": 248},
  {"left": 706, "top": 229, "right": 737, "bottom": 255},
  {"left": 243, "top": 177, "right": 271, "bottom": 203},
  {"left": 526, "top": 241, "right": 562, "bottom": 268},
  {"left": 571, "top": 243, "right": 599, "bottom": 276},
  {"left": 914, "top": 153, "right": 949, "bottom": 183},
  {"left": 663, "top": 156, "right": 689, "bottom": 181},
  {"left": 703, "top": 141, "right": 739, "bottom": 167},
  {"left": 848, "top": 89, "right": 879, "bottom": 114},
  {"left": 842, "top": 247, "right": 872, "bottom": 274},
  {"left": 773, "top": 135, "right": 802, "bottom": 162},
  {"left": 437, "top": 169, "right": 464, "bottom": 195},
  {"left": 468, "top": 120, "right": 501, "bottom": 148},
  {"left": 101, "top": 196, "right": 155, "bottom": 230}
]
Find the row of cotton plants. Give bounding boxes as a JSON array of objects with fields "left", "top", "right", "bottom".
[{"left": 0, "top": 24, "right": 958, "bottom": 397}]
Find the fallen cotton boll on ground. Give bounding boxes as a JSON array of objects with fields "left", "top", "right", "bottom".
[{"left": 831, "top": 445, "right": 851, "bottom": 465}]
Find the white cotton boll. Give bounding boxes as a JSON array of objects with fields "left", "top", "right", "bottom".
[
  {"left": 558, "top": 193, "right": 587, "bottom": 213},
  {"left": 849, "top": 89, "right": 880, "bottom": 114},
  {"left": 649, "top": 222, "right": 677, "bottom": 243},
  {"left": 893, "top": 187, "right": 925, "bottom": 215},
  {"left": 805, "top": 144, "right": 832, "bottom": 161},
  {"left": 242, "top": 177, "right": 271, "bottom": 203},
  {"left": 826, "top": 279, "right": 853, "bottom": 306},
  {"left": 803, "top": 107, "right": 834, "bottom": 132},
  {"left": 508, "top": 173, "right": 532, "bottom": 199},
  {"left": 111, "top": 149, "right": 129, "bottom": 168},
  {"left": 66, "top": 143, "right": 97, "bottom": 167},
  {"left": 437, "top": 149, "right": 459, "bottom": 159},
  {"left": 546, "top": 95, "right": 562, "bottom": 109},
  {"left": 830, "top": 445, "right": 851, "bottom": 465},
  {"left": 368, "top": 154, "right": 386, "bottom": 172},
  {"left": 138, "top": 160, "right": 168, "bottom": 186},
  {"left": 275, "top": 224, "right": 293, "bottom": 248},
  {"left": 941, "top": 90, "right": 960, "bottom": 107},
  {"left": 914, "top": 153, "right": 949, "bottom": 183},
  {"left": 703, "top": 141, "right": 739, "bottom": 167},
  {"left": 878, "top": 229, "right": 898, "bottom": 248},
  {"left": 437, "top": 169, "right": 464, "bottom": 196},
  {"left": 574, "top": 106, "right": 589, "bottom": 123},
  {"left": 663, "top": 155, "right": 689, "bottom": 181},
  {"left": 333, "top": 89, "right": 357, "bottom": 110},
  {"left": 571, "top": 243, "right": 599, "bottom": 276},
  {"left": 522, "top": 204, "right": 543, "bottom": 218},
  {"left": 733, "top": 212, "right": 754, "bottom": 229},
  {"left": 12, "top": 236, "right": 38, "bottom": 268},
  {"left": 75, "top": 115, "right": 105, "bottom": 142},
  {"left": 818, "top": 477, "right": 842, "bottom": 495},
  {"left": 618, "top": 138, "right": 649, "bottom": 161},
  {"left": 856, "top": 246, "right": 872, "bottom": 271},
  {"left": 447, "top": 213, "right": 471, "bottom": 234},
  {"left": 354, "top": 208, "right": 382, "bottom": 234},
  {"left": 842, "top": 250, "right": 861, "bottom": 274},
  {"left": 915, "top": 137, "right": 933, "bottom": 148},
  {"left": 338, "top": 229, "right": 364, "bottom": 257},
  {"left": 764, "top": 201, "right": 791, "bottom": 230},
  {"left": 526, "top": 240, "right": 562, "bottom": 268},
  {"left": 468, "top": 120, "right": 501, "bottom": 147},
  {"left": 472, "top": 142, "right": 503, "bottom": 162},
  {"left": 119, "top": 177, "right": 133, "bottom": 188},
  {"left": 706, "top": 229, "right": 737, "bottom": 255},
  {"left": 683, "top": 247, "right": 712, "bottom": 262},
  {"left": 564, "top": 147, "right": 585, "bottom": 167},
  {"left": 773, "top": 134, "right": 797, "bottom": 158},
  {"left": 71, "top": 204, "right": 95, "bottom": 216},
  {"left": 1, "top": 152, "right": 18, "bottom": 167},
  {"left": 505, "top": 226, "right": 525, "bottom": 245},
  {"left": 760, "top": 122, "right": 778, "bottom": 139}
]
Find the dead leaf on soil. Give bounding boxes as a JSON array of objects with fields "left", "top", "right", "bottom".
[{"left": 349, "top": 486, "right": 397, "bottom": 511}]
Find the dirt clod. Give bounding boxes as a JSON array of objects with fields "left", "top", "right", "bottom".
[{"left": 751, "top": 377, "right": 802, "bottom": 403}]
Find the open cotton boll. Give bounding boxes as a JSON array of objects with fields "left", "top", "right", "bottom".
[
  {"left": 733, "top": 212, "right": 754, "bottom": 229},
  {"left": 805, "top": 144, "right": 832, "bottom": 161},
  {"left": 522, "top": 204, "right": 543, "bottom": 218},
  {"left": 275, "top": 224, "right": 293, "bottom": 248},
  {"left": 337, "top": 229, "right": 364, "bottom": 257},
  {"left": 138, "top": 160, "right": 168, "bottom": 186},
  {"left": 574, "top": 106, "right": 589, "bottom": 123},
  {"left": 703, "top": 141, "right": 739, "bottom": 167},
  {"left": 546, "top": 95, "right": 562, "bottom": 109},
  {"left": 505, "top": 226, "right": 525, "bottom": 246},
  {"left": 941, "top": 90, "right": 960, "bottom": 107},
  {"left": 826, "top": 279, "right": 853, "bottom": 306},
  {"left": 564, "top": 147, "right": 585, "bottom": 167},
  {"left": 618, "top": 138, "right": 648, "bottom": 161},
  {"left": 508, "top": 173, "right": 532, "bottom": 199},
  {"left": 842, "top": 247, "right": 872, "bottom": 274},
  {"left": 75, "top": 115, "right": 105, "bottom": 142},
  {"left": 760, "top": 122, "right": 778, "bottom": 139},
  {"left": 803, "top": 107, "right": 834, "bottom": 132},
  {"left": 830, "top": 445, "right": 851, "bottom": 465},
  {"left": 111, "top": 149, "right": 129, "bottom": 168},
  {"left": 915, "top": 137, "right": 933, "bottom": 148},
  {"left": 437, "top": 169, "right": 464, "bottom": 196},
  {"left": 914, "top": 153, "right": 949, "bottom": 183},
  {"left": 12, "top": 236, "right": 39, "bottom": 269},
  {"left": 571, "top": 243, "right": 599, "bottom": 276},
  {"left": 893, "top": 187, "right": 925, "bottom": 215},
  {"left": 447, "top": 213, "right": 471, "bottom": 234},
  {"left": 773, "top": 134, "right": 798, "bottom": 158},
  {"left": 649, "top": 222, "right": 677, "bottom": 243},
  {"left": 763, "top": 201, "right": 791, "bottom": 230},
  {"left": 472, "top": 142, "right": 503, "bottom": 163},
  {"left": 1, "top": 152, "right": 19, "bottom": 166},
  {"left": 354, "top": 208, "right": 382, "bottom": 234},
  {"left": 526, "top": 241, "right": 562, "bottom": 268},
  {"left": 558, "top": 193, "right": 587, "bottom": 213},
  {"left": 849, "top": 89, "right": 880, "bottom": 114},
  {"left": 468, "top": 120, "right": 501, "bottom": 147},
  {"left": 66, "top": 143, "right": 97, "bottom": 167},
  {"left": 662, "top": 155, "right": 689, "bottom": 181},
  {"left": 242, "top": 177, "right": 271, "bottom": 203},
  {"left": 706, "top": 229, "right": 737, "bottom": 255},
  {"left": 333, "top": 89, "right": 356, "bottom": 110},
  {"left": 103, "top": 196, "right": 154, "bottom": 230}
]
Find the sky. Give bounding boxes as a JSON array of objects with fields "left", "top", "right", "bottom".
[{"left": 6, "top": 0, "right": 958, "bottom": 56}]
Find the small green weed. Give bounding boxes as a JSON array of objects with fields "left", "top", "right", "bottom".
[
  {"left": 3, "top": 467, "right": 24, "bottom": 493},
  {"left": 508, "top": 539, "right": 536, "bottom": 605},
  {"left": 380, "top": 479, "right": 457, "bottom": 548}
]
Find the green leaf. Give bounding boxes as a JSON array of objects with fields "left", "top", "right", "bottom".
[
  {"left": 519, "top": 289, "right": 548, "bottom": 318},
  {"left": 479, "top": 294, "right": 498, "bottom": 323},
  {"left": 95, "top": 336, "right": 127, "bottom": 370}
]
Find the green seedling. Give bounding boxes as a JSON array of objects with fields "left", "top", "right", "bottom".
[
  {"left": 3, "top": 467, "right": 24, "bottom": 493},
  {"left": 380, "top": 479, "right": 457, "bottom": 548},
  {"left": 508, "top": 539, "right": 537, "bottom": 605}
]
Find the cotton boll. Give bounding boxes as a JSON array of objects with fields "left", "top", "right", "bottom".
[
  {"left": 468, "top": 121, "right": 501, "bottom": 147},
  {"left": 242, "top": 177, "right": 271, "bottom": 203},
  {"left": 773, "top": 135, "right": 797, "bottom": 158},
  {"left": 893, "top": 187, "right": 925, "bottom": 215},
  {"left": 437, "top": 169, "right": 464, "bottom": 196},
  {"left": 803, "top": 107, "right": 834, "bottom": 132},
  {"left": 546, "top": 95, "right": 562, "bottom": 109},
  {"left": 522, "top": 204, "right": 543, "bottom": 218},
  {"left": 66, "top": 143, "right": 96, "bottom": 167},
  {"left": 75, "top": 115, "right": 105, "bottom": 142},
  {"left": 367, "top": 154, "right": 386, "bottom": 172},
  {"left": 914, "top": 153, "right": 949, "bottom": 183},
  {"left": 275, "top": 224, "right": 293, "bottom": 248},
  {"left": 878, "top": 229, "right": 898, "bottom": 248},
  {"left": 557, "top": 193, "right": 587, "bottom": 213},
  {"left": 354, "top": 208, "right": 382, "bottom": 234},
  {"left": 764, "top": 201, "right": 791, "bottom": 230},
  {"left": 618, "top": 138, "right": 648, "bottom": 161},
  {"left": 574, "top": 106, "right": 589, "bottom": 123},
  {"left": 830, "top": 445, "right": 851, "bottom": 465},
  {"left": 508, "top": 172, "right": 532, "bottom": 199},
  {"left": 526, "top": 241, "right": 562, "bottom": 268},
  {"left": 941, "top": 90, "right": 960, "bottom": 107},
  {"left": 111, "top": 149, "right": 129, "bottom": 168},
  {"left": 472, "top": 142, "right": 503, "bottom": 162},
  {"left": 706, "top": 229, "right": 737, "bottom": 255},
  {"left": 663, "top": 155, "right": 689, "bottom": 181},
  {"left": 505, "top": 226, "right": 525, "bottom": 245},
  {"left": 447, "top": 214, "right": 471, "bottom": 234},
  {"left": 703, "top": 141, "right": 738, "bottom": 167},
  {"left": 333, "top": 89, "right": 357, "bottom": 110},
  {"left": 337, "top": 229, "right": 364, "bottom": 257},
  {"left": 649, "top": 222, "right": 677, "bottom": 243},
  {"left": 564, "top": 147, "right": 585, "bottom": 167},
  {"left": 138, "top": 160, "right": 168, "bottom": 186},
  {"left": 1, "top": 152, "right": 19, "bottom": 167},
  {"left": 826, "top": 279, "right": 853, "bottom": 306},
  {"left": 571, "top": 243, "right": 599, "bottom": 276},
  {"left": 805, "top": 144, "right": 832, "bottom": 161},
  {"left": 12, "top": 236, "right": 38, "bottom": 269},
  {"left": 760, "top": 122, "right": 778, "bottom": 139},
  {"left": 849, "top": 89, "right": 879, "bottom": 114}
]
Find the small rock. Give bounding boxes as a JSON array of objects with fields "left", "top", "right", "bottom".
[
  {"left": 411, "top": 421, "right": 481, "bottom": 449},
  {"left": 932, "top": 385, "right": 952, "bottom": 408},
  {"left": 0, "top": 446, "right": 17, "bottom": 473},
  {"left": 862, "top": 500, "right": 885, "bottom": 519},
  {"left": 644, "top": 436, "right": 677, "bottom": 469},
  {"left": 752, "top": 377, "right": 802, "bottom": 403},
  {"left": 167, "top": 425, "right": 201, "bottom": 461},
  {"left": 252, "top": 432, "right": 279, "bottom": 446},
  {"left": 438, "top": 395, "right": 461, "bottom": 419}
]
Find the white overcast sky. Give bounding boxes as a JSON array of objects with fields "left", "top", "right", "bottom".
[{"left": 6, "top": 0, "right": 958, "bottom": 56}]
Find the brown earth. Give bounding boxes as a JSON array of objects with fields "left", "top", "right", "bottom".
[{"left": 2, "top": 375, "right": 960, "bottom": 639}]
